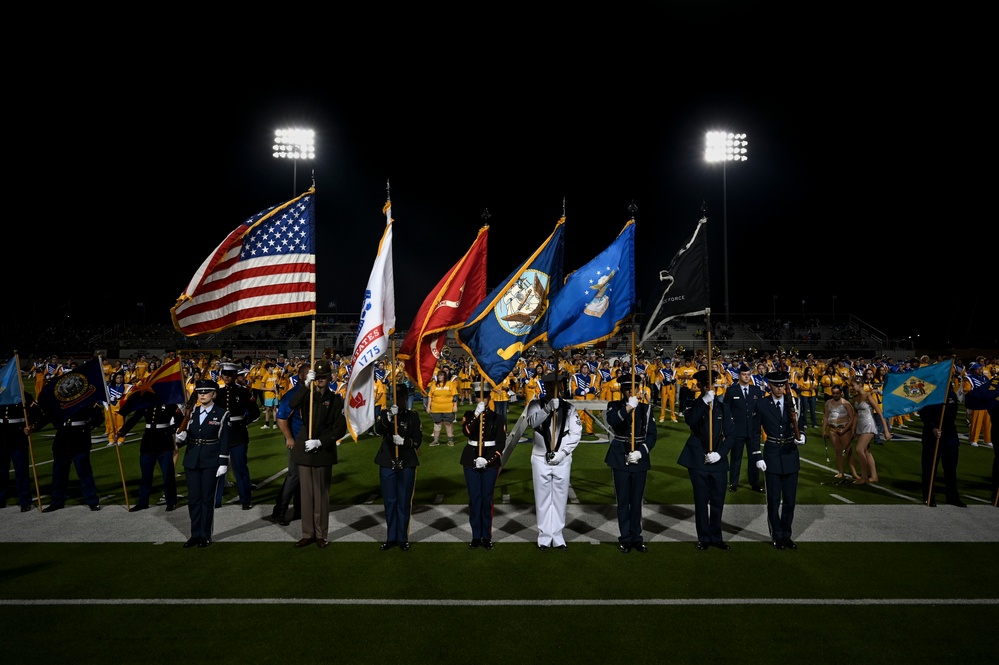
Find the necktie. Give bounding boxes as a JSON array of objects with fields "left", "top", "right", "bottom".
[
  {"left": 200, "top": 409, "right": 209, "bottom": 424},
  {"left": 776, "top": 400, "right": 782, "bottom": 411},
  {"left": 743, "top": 387, "right": 749, "bottom": 399}
]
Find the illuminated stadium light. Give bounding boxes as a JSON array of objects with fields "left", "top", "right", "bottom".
[
  {"left": 273, "top": 128, "right": 315, "bottom": 195},
  {"left": 705, "top": 130, "right": 749, "bottom": 323}
]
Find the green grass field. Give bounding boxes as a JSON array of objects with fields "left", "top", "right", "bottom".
[{"left": 2, "top": 398, "right": 997, "bottom": 663}]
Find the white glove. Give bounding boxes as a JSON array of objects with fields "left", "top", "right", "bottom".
[
  {"left": 392, "top": 434, "right": 405, "bottom": 446},
  {"left": 389, "top": 404, "right": 399, "bottom": 416},
  {"left": 627, "top": 396, "right": 639, "bottom": 409},
  {"left": 705, "top": 451, "right": 721, "bottom": 464},
  {"left": 305, "top": 439, "right": 321, "bottom": 452},
  {"left": 474, "top": 401, "right": 486, "bottom": 417},
  {"left": 305, "top": 370, "right": 316, "bottom": 386},
  {"left": 547, "top": 450, "right": 565, "bottom": 465},
  {"left": 626, "top": 450, "right": 642, "bottom": 464},
  {"left": 474, "top": 456, "right": 487, "bottom": 469},
  {"left": 174, "top": 430, "right": 187, "bottom": 443},
  {"left": 545, "top": 398, "right": 560, "bottom": 413},
  {"left": 215, "top": 465, "right": 227, "bottom": 477},
  {"left": 795, "top": 434, "right": 806, "bottom": 445},
  {"left": 756, "top": 460, "right": 767, "bottom": 472},
  {"left": 702, "top": 390, "right": 715, "bottom": 405}
]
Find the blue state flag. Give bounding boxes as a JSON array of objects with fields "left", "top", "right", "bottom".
[
  {"left": 0, "top": 358, "right": 24, "bottom": 406},
  {"left": 456, "top": 218, "right": 565, "bottom": 386},
  {"left": 36, "top": 357, "right": 109, "bottom": 424},
  {"left": 882, "top": 360, "right": 952, "bottom": 418},
  {"left": 547, "top": 220, "right": 635, "bottom": 350}
]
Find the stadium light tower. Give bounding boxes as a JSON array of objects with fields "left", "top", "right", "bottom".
[
  {"left": 273, "top": 128, "right": 316, "bottom": 196},
  {"left": 705, "top": 131, "right": 748, "bottom": 324}
]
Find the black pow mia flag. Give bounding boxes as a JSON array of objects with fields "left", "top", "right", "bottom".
[{"left": 640, "top": 216, "right": 710, "bottom": 345}]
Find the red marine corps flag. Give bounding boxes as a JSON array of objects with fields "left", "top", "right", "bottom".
[{"left": 398, "top": 226, "right": 488, "bottom": 394}]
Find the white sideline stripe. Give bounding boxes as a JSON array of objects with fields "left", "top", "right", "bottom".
[{"left": 2, "top": 598, "right": 997, "bottom": 607}]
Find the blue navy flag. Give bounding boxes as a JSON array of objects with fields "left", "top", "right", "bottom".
[
  {"left": 639, "top": 216, "right": 710, "bottom": 346},
  {"left": 547, "top": 220, "right": 635, "bottom": 350},
  {"left": 456, "top": 217, "right": 565, "bottom": 387},
  {"left": 37, "top": 357, "right": 110, "bottom": 423}
]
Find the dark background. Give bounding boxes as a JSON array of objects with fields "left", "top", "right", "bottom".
[{"left": 9, "top": 5, "right": 993, "bottom": 350}]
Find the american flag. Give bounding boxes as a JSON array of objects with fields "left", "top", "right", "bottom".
[{"left": 171, "top": 189, "right": 317, "bottom": 336}]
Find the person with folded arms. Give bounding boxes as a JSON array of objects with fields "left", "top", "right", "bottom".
[
  {"left": 175, "top": 379, "right": 231, "bottom": 548},
  {"left": 460, "top": 397, "right": 505, "bottom": 550},
  {"left": 374, "top": 383, "right": 422, "bottom": 552}
]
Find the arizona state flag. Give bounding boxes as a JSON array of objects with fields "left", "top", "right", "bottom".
[
  {"left": 882, "top": 360, "right": 953, "bottom": 418},
  {"left": 37, "top": 357, "right": 109, "bottom": 423},
  {"left": 118, "top": 358, "right": 187, "bottom": 416},
  {"left": 456, "top": 217, "right": 564, "bottom": 387},
  {"left": 398, "top": 226, "right": 488, "bottom": 394}
]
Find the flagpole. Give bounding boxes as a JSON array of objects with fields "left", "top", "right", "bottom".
[
  {"left": 630, "top": 331, "right": 637, "bottom": 453},
  {"left": 926, "top": 359, "right": 956, "bottom": 507},
  {"left": 13, "top": 352, "right": 43, "bottom": 512},
  {"left": 309, "top": 316, "right": 316, "bottom": 440},
  {"left": 391, "top": 338, "right": 400, "bottom": 463},
  {"left": 101, "top": 354, "right": 132, "bottom": 509},
  {"left": 706, "top": 312, "right": 714, "bottom": 452}
]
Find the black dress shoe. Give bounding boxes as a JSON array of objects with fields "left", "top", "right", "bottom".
[
  {"left": 197, "top": 539, "right": 211, "bottom": 548},
  {"left": 294, "top": 537, "right": 316, "bottom": 548},
  {"left": 555, "top": 544, "right": 567, "bottom": 550},
  {"left": 42, "top": 504, "right": 64, "bottom": 513},
  {"left": 214, "top": 504, "right": 223, "bottom": 509},
  {"left": 20, "top": 505, "right": 32, "bottom": 512},
  {"left": 165, "top": 505, "right": 177, "bottom": 512},
  {"left": 783, "top": 538, "right": 797, "bottom": 550},
  {"left": 711, "top": 542, "right": 731, "bottom": 551},
  {"left": 537, "top": 544, "right": 549, "bottom": 550},
  {"left": 469, "top": 538, "right": 482, "bottom": 549},
  {"left": 241, "top": 504, "right": 253, "bottom": 510},
  {"left": 947, "top": 499, "right": 968, "bottom": 508},
  {"left": 729, "top": 484, "right": 738, "bottom": 492},
  {"left": 772, "top": 540, "right": 785, "bottom": 550},
  {"left": 750, "top": 486, "right": 765, "bottom": 493},
  {"left": 695, "top": 542, "right": 710, "bottom": 551},
  {"left": 482, "top": 539, "right": 494, "bottom": 550},
  {"left": 927, "top": 500, "right": 937, "bottom": 507},
  {"left": 633, "top": 543, "right": 648, "bottom": 553},
  {"left": 400, "top": 542, "right": 411, "bottom": 551},
  {"left": 131, "top": 505, "right": 148, "bottom": 511},
  {"left": 379, "top": 541, "right": 397, "bottom": 551},
  {"left": 317, "top": 538, "right": 330, "bottom": 549},
  {"left": 618, "top": 544, "right": 632, "bottom": 554},
  {"left": 89, "top": 504, "right": 101, "bottom": 512},
  {"left": 183, "top": 537, "right": 200, "bottom": 548}
]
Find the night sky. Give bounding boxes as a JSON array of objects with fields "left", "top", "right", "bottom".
[{"left": 12, "top": 6, "right": 992, "bottom": 349}]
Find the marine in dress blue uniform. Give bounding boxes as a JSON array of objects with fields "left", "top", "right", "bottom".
[
  {"left": 119, "top": 402, "right": 185, "bottom": 511},
  {"left": 1, "top": 400, "right": 42, "bottom": 511},
  {"left": 724, "top": 364, "right": 765, "bottom": 492},
  {"left": 758, "top": 371, "right": 806, "bottom": 550},
  {"left": 460, "top": 398, "right": 505, "bottom": 549},
  {"left": 214, "top": 363, "right": 259, "bottom": 509},
  {"left": 677, "top": 370, "right": 736, "bottom": 550},
  {"left": 43, "top": 402, "right": 105, "bottom": 512},
  {"left": 177, "top": 380, "right": 231, "bottom": 547},
  {"left": 605, "top": 378, "right": 656, "bottom": 552},
  {"left": 375, "top": 384, "right": 423, "bottom": 551}
]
